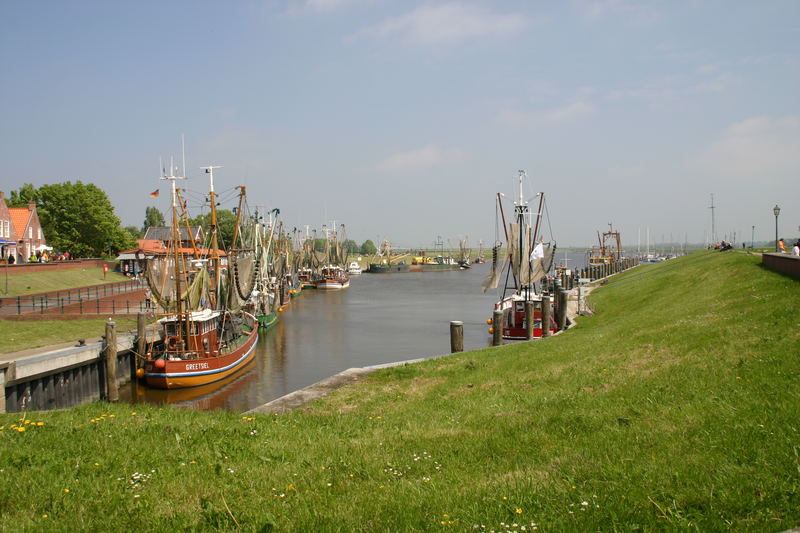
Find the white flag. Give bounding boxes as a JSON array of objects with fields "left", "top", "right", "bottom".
[{"left": 530, "top": 241, "right": 544, "bottom": 261}]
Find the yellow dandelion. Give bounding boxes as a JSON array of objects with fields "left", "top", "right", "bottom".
[
  {"left": 287, "top": 484, "right": 295, "bottom": 491},
  {"left": 502, "top": 496, "right": 508, "bottom": 501},
  {"left": 94, "top": 463, "right": 100, "bottom": 467},
  {"left": 516, "top": 508, "right": 523, "bottom": 514},
  {"left": 41, "top": 514, "right": 48, "bottom": 519},
  {"left": 36, "top": 422, "right": 44, "bottom": 426},
  {"left": 17, "top": 427, "right": 25, "bottom": 432},
  {"left": 63, "top": 489, "right": 70, "bottom": 493}
]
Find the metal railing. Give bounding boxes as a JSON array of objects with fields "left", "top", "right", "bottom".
[{"left": 0, "top": 279, "right": 147, "bottom": 315}]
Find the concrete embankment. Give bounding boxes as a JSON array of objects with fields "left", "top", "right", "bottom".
[{"left": 0, "top": 324, "right": 157, "bottom": 413}]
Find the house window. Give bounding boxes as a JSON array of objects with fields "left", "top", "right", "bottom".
[
  {"left": 2, "top": 220, "right": 7, "bottom": 238},
  {"left": 38, "top": 228, "right": 41, "bottom": 240},
  {"left": 29, "top": 227, "right": 32, "bottom": 239}
]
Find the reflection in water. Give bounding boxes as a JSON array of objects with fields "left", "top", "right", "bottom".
[{"left": 122, "top": 257, "right": 586, "bottom": 412}]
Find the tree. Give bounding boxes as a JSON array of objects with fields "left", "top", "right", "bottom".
[
  {"left": 342, "top": 239, "right": 359, "bottom": 254},
  {"left": 124, "top": 226, "right": 143, "bottom": 241},
  {"left": 360, "top": 239, "right": 377, "bottom": 255},
  {"left": 188, "top": 209, "right": 237, "bottom": 249},
  {"left": 142, "top": 206, "right": 165, "bottom": 233},
  {"left": 7, "top": 183, "right": 40, "bottom": 207},
  {"left": 8, "top": 181, "right": 135, "bottom": 257}
]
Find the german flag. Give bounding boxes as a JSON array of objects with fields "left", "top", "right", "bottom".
[{"left": 149, "top": 189, "right": 160, "bottom": 198}]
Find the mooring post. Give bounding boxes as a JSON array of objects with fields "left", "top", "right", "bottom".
[
  {"left": 492, "top": 309, "right": 503, "bottom": 346},
  {"left": 525, "top": 301, "right": 534, "bottom": 340},
  {"left": 541, "top": 294, "right": 552, "bottom": 337},
  {"left": 553, "top": 288, "right": 563, "bottom": 330},
  {"left": 136, "top": 312, "right": 147, "bottom": 373},
  {"left": 450, "top": 321, "right": 464, "bottom": 353},
  {"left": 104, "top": 319, "right": 119, "bottom": 402},
  {"left": 558, "top": 289, "right": 568, "bottom": 331}
]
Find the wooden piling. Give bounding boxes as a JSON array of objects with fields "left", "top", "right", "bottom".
[
  {"left": 136, "top": 312, "right": 146, "bottom": 371},
  {"left": 541, "top": 295, "right": 552, "bottom": 338},
  {"left": 104, "top": 320, "right": 119, "bottom": 402},
  {"left": 492, "top": 309, "right": 503, "bottom": 346},
  {"left": 557, "top": 289, "right": 568, "bottom": 331},
  {"left": 450, "top": 321, "right": 464, "bottom": 353},
  {"left": 524, "top": 301, "right": 534, "bottom": 340}
]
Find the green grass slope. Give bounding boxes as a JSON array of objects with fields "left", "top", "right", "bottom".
[
  {"left": 1, "top": 251, "right": 798, "bottom": 532},
  {"left": 2, "top": 267, "right": 130, "bottom": 297}
]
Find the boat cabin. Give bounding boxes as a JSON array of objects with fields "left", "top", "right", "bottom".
[{"left": 160, "top": 309, "right": 221, "bottom": 359}]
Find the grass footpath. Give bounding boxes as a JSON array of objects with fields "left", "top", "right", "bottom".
[
  {"left": 0, "top": 251, "right": 798, "bottom": 531},
  {"left": 0, "top": 267, "right": 130, "bottom": 297},
  {"left": 0, "top": 318, "right": 139, "bottom": 354}
]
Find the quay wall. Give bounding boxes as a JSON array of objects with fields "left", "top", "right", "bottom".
[
  {"left": 1, "top": 331, "right": 138, "bottom": 413},
  {"left": 762, "top": 253, "right": 800, "bottom": 279}
]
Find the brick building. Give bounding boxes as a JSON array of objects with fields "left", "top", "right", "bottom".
[{"left": 0, "top": 191, "right": 48, "bottom": 262}]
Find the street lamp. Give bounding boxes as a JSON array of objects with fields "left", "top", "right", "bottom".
[
  {"left": 773, "top": 205, "right": 781, "bottom": 252},
  {"left": 751, "top": 225, "right": 755, "bottom": 249}
]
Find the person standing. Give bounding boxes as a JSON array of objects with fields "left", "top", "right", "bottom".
[
  {"left": 778, "top": 238, "right": 786, "bottom": 253},
  {"left": 792, "top": 241, "right": 800, "bottom": 257}
]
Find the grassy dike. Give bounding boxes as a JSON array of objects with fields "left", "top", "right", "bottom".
[{"left": 1, "top": 251, "right": 798, "bottom": 532}]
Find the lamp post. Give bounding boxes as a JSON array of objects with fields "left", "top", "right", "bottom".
[
  {"left": 751, "top": 225, "right": 755, "bottom": 249},
  {"left": 773, "top": 205, "right": 781, "bottom": 252}
]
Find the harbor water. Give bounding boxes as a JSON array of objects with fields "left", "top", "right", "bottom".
[{"left": 123, "top": 252, "right": 587, "bottom": 411}]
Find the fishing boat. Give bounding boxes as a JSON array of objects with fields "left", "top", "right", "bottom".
[
  {"left": 316, "top": 264, "right": 350, "bottom": 289},
  {"left": 141, "top": 166, "right": 259, "bottom": 389},
  {"left": 587, "top": 224, "right": 623, "bottom": 265},
  {"left": 251, "top": 209, "right": 282, "bottom": 329},
  {"left": 314, "top": 223, "right": 350, "bottom": 289},
  {"left": 367, "top": 239, "right": 409, "bottom": 273},
  {"left": 484, "top": 170, "right": 557, "bottom": 339}
]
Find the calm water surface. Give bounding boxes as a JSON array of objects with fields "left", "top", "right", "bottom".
[{"left": 124, "top": 254, "right": 586, "bottom": 412}]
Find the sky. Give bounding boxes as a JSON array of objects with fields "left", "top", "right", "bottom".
[{"left": 1, "top": 0, "right": 798, "bottom": 250}]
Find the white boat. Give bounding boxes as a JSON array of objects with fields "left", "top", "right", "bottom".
[{"left": 348, "top": 261, "right": 362, "bottom": 274}]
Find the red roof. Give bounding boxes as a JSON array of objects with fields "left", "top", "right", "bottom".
[{"left": 8, "top": 207, "right": 32, "bottom": 238}]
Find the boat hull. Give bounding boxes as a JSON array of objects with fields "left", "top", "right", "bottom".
[
  {"left": 257, "top": 311, "right": 279, "bottom": 330},
  {"left": 368, "top": 263, "right": 410, "bottom": 273},
  {"left": 315, "top": 279, "right": 350, "bottom": 290},
  {"left": 144, "top": 315, "right": 259, "bottom": 389},
  {"left": 494, "top": 295, "right": 557, "bottom": 340}
]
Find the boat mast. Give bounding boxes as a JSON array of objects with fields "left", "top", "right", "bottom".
[
  {"left": 161, "top": 170, "right": 187, "bottom": 344},
  {"left": 515, "top": 170, "right": 530, "bottom": 298},
  {"left": 202, "top": 165, "right": 222, "bottom": 308}
]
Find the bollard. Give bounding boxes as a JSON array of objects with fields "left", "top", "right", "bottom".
[
  {"left": 104, "top": 319, "right": 119, "bottom": 402},
  {"left": 541, "top": 294, "right": 552, "bottom": 337},
  {"left": 525, "top": 301, "right": 534, "bottom": 340},
  {"left": 492, "top": 309, "right": 504, "bottom": 346},
  {"left": 450, "top": 321, "right": 464, "bottom": 353}
]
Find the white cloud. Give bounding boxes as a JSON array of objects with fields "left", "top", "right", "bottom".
[
  {"left": 376, "top": 145, "right": 465, "bottom": 172},
  {"left": 303, "top": 0, "right": 358, "bottom": 11},
  {"left": 350, "top": 2, "right": 526, "bottom": 45},
  {"left": 693, "top": 115, "right": 800, "bottom": 182},
  {"left": 500, "top": 100, "right": 595, "bottom": 126},
  {"left": 573, "top": 0, "right": 660, "bottom": 24}
]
